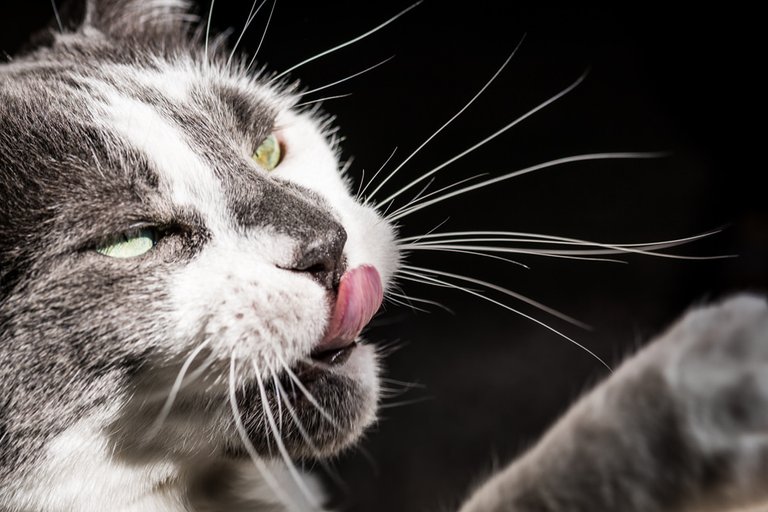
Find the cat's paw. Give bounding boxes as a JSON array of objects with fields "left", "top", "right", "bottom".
[
  {"left": 459, "top": 295, "right": 768, "bottom": 512},
  {"left": 660, "top": 295, "right": 768, "bottom": 505},
  {"left": 664, "top": 295, "right": 768, "bottom": 439}
]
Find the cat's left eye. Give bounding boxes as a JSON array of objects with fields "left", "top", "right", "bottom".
[
  {"left": 252, "top": 133, "right": 283, "bottom": 171},
  {"left": 95, "top": 228, "right": 158, "bottom": 259}
]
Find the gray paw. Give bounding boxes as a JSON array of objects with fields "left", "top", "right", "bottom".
[
  {"left": 665, "top": 295, "right": 768, "bottom": 441},
  {"left": 458, "top": 295, "right": 768, "bottom": 512},
  {"left": 658, "top": 295, "right": 768, "bottom": 508}
]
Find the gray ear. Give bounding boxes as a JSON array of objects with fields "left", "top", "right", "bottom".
[{"left": 57, "top": 0, "right": 195, "bottom": 39}]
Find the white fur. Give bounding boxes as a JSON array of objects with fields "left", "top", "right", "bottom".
[
  {"left": 3, "top": 393, "right": 186, "bottom": 512},
  {"left": 7, "top": 413, "right": 312, "bottom": 512},
  {"left": 108, "top": 62, "right": 193, "bottom": 101},
  {"left": 273, "top": 110, "right": 399, "bottom": 285},
  {"left": 169, "top": 231, "right": 329, "bottom": 369},
  {"left": 0, "top": 29, "right": 398, "bottom": 507},
  {"left": 12, "top": 60, "right": 399, "bottom": 512},
  {"left": 87, "top": 64, "right": 398, "bottom": 372},
  {"left": 91, "top": 82, "right": 229, "bottom": 233}
]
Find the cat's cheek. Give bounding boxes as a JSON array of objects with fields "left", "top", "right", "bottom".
[
  {"left": 339, "top": 201, "right": 400, "bottom": 287},
  {"left": 337, "top": 342, "right": 380, "bottom": 401},
  {"left": 351, "top": 344, "right": 382, "bottom": 442},
  {"left": 165, "top": 239, "right": 330, "bottom": 368},
  {"left": 313, "top": 344, "right": 381, "bottom": 452}
]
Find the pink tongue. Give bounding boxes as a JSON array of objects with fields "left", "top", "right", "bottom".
[{"left": 319, "top": 265, "right": 383, "bottom": 349}]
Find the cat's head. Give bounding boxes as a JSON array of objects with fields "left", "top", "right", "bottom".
[{"left": 0, "top": 0, "right": 398, "bottom": 493}]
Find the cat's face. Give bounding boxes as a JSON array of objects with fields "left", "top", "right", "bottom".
[{"left": 0, "top": 0, "right": 398, "bottom": 490}]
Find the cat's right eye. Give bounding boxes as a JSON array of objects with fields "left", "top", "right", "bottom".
[{"left": 95, "top": 228, "right": 158, "bottom": 259}]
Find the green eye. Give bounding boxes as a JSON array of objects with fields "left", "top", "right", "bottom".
[
  {"left": 96, "top": 228, "right": 157, "bottom": 259},
  {"left": 252, "top": 133, "right": 282, "bottom": 171}
]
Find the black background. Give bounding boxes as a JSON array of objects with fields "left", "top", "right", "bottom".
[{"left": 2, "top": 2, "right": 766, "bottom": 511}]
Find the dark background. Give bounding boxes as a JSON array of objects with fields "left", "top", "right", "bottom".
[{"left": 3, "top": 2, "right": 766, "bottom": 511}]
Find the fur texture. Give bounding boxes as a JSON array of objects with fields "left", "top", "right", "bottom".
[
  {"left": 1, "top": 1, "right": 396, "bottom": 510},
  {"left": 2, "top": 2, "right": 768, "bottom": 512}
]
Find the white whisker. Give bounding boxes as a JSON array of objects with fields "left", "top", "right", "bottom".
[
  {"left": 401, "top": 244, "right": 626, "bottom": 264},
  {"left": 302, "top": 56, "right": 395, "bottom": 97},
  {"left": 385, "top": 173, "right": 489, "bottom": 218},
  {"left": 275, "top": 353, "right": 341, "bottom": 428},
  {"left": 227, "top": 355, "right": 296, "bottom": 509},
  {"left": 50, "top": 0, "right": 63, "bottom": 32},
  {"left": 227, "top": 0, "right": 267, "bottom": 69},
  {"left": 367, "top": 37, "right": 525, "bottom": 202},
  {"left": 355, "top": 168, "right": 366, "bottom": 199},
  {"left": 379, "top": 386, "right": 416, "bottom": 399},
  {"left": 376, "top": 190, "right": 399, "bottom": 219},
  {"left": 246, "top": 0, "right": 277, "bottom": 72},
  {"left": 178, "top": 349, "right": 219, "bottom": 390},
  {"left": 271, "top": 375, "right": 312, "bottom": 448},
  {"left": 388, "top": 291, "right": 453, "bottom": 313},
  {"left": 400, "top": 230, "right": 712, "bottom": 245},
  {"left": 207, "top": 28, "right": 234, "bottom": 58},
  {"left": 204, "top": 0, "right": 217, "bottom": 63},
  {"left": 401, "top": 246, "right": 533, "bottom": 267},
  {"left": 397, "top": 229, "right": 731, "bottom": 260},
  {"left": 402, "top": 176, "right": 437, "bottom": 208},
  {"left": 273, "top": 370, "right": 283, "bottom": 433},
  {"left": 294, "top": 93, "right": 352, "bottom": 108},
  {"left": 339, "top": 156, "right": 354, "bottom": 177},
  {"left": 374, "top": 339, "right": 408, "bottom": 357},
  {"left": 378, "top": 396, "right": 432, "bottom": 409},
  {"left": 396, "top": 272, "right": 486, "bottom": 300},
  {"left": 399, "top": 267, "right": 611, "bottom": 371},
  {"left": 270, "top": 2, "right": 422, "bottom": 83},
  {"left": 380, "top": 377, "right": 425, "bottom": 389},
  {"left": 377, "top": 69, "right": 588, "bottom": 208},
  {"left": 359, "top": 147, "right": 398, "bottom": 201},
  {"left": 399, "top": 217, "right": 452, "bottom": 246},
  {"left": 401, "top": 265, "right": 589, "bottom": 328},
  {"left": 385, "top": 293, "right": 430, "bottom": 313},
  {"left": 396, "top": 272, "right": 469, "bottom": 290},
  {"left": 379, "top": 377, "right": 426, "bottom": 389},
  {"left": 147, "top": 340, "right": 211, "bottom": 439},
  {"left": 272, "top": 372, "right": 349, "bottom": 491},
  {"left": 253, "top": 362, "right": 320, "bottom": 508},
  {"left": 389, "top": 152, "right": 665, "bottom": 221}
]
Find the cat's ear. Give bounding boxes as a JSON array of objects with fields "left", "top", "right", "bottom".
[{"left": 57, "top": 0, "right": 195, "bottom": 40}]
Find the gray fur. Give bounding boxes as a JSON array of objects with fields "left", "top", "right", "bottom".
[
  {"left": 1, "top": 1, "right": 370, "bottom": 509},
  {"left": 2, "top": 2, "right": 768, "bottom": 512},
  {"left": 460, "top": 296, "right": 768, "bottom": 512}
]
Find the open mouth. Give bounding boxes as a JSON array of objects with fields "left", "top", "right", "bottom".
[
  {"left": 310, "top": 339, "right": 357, "bottom": 365},
  {"left": 220, "top": 266, "right": 385, "bottom": 457},
  {"left": 299, "top": 264, "right": 384, "bottom": 374}
]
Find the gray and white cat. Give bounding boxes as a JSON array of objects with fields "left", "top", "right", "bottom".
[{"left": 0, "top": 1, "right": 766, "bottom": 511}]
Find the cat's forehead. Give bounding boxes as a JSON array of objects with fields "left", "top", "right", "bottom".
[
  {"left": 3, "top": 48, "right": 294, "bottom": 135},
  {"left": 80, "top": 58, "right": 285, "bottom": 177},
  {"left": 0, "top": 47, "right": 343, "bottom": 243}
]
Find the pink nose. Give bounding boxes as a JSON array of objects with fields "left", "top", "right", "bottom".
[{"left": 317, "top": 265, "right": 384, "bottom": 350}]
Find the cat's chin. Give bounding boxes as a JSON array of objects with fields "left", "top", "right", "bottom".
[
  {"left": 107, "top": 344, "right": 378, "bottom": 466},
  {"left": 224, "top": 342, "right": 380, "bottom": 459}
]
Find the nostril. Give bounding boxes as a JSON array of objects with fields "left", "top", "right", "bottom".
[
  {"left": 287, "top": 227, "right": 347, "bottom": 290},
  {"left": 289, "top": 258, "right": 342, "bottom": 290},
  {"left": 301, "top": 262, "right": 329, "bottom": 275},
  {"left": 297, "top": 260, "right": 337, "bottom": 286}
]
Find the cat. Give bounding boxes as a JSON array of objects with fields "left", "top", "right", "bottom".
[{"left": 0, "top": 1, "right": 767, "bottom": 512}]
